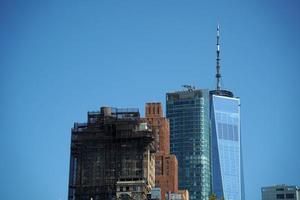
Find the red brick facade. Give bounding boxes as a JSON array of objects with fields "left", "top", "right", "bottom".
[
  {"left": 145, "top": 102, "right": 170, "bottom": 154},
  {"left": 155, "top": 154, "right": 178, "bottom": 199},
  {"left": 144, "top": 102, "right": 178, "bottom": 200}
]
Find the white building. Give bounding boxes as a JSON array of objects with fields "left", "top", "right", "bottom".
[{"left": 262, "top": 185, "right": 300, "bottom": 200}]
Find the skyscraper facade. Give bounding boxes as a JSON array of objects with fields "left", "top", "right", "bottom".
[
  {"left": 166, "top": 89, "right": 211, "bottom": 200},
  {"left": 210, "top": 90, "right": 243, "bottom": 200}
]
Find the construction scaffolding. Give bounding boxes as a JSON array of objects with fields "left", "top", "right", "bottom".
[{"left": 68, "top": 107, "right": 157, "bottom": 200}]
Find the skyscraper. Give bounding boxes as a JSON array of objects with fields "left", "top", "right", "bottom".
[
  {"left": 210, "top": 91, "right": 242, "bottom": 200},
  {"left": 166, "top": 25, "right": 244, "bottom": 200},
  {"left": 166, "top": 88, "right": 211, "bottom": 200},
  {"left": 210, "top": 24, "right": 244, "bottom": 200},
  {"left": 68, "top": 107, "right": 156, "bottom": 200}
]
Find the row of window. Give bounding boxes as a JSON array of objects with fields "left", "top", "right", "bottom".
[
  {"left": 215, "top": 111, "right": 239, "bottom": 124},
  {"left": 147, "top": 106, "right": 160, "bottom": 115},
  {"left": 117, "top": 185, "right": 142, "bottom": 192},
  {"left": 217, "top": 122, "right": 239, "bottom": 141},
  {"left": 276, "top": 193, "right": 295, "bottom": 199}
]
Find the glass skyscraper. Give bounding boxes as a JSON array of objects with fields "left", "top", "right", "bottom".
[
  {"left": 166, "top": 25, "right": 244, "bottom": 200},
  {"left": 166, "top": 89, "right": 211, "bottom": 200},
  {"left": 210, "top": 90, "right": 244, "bottom": 200}
]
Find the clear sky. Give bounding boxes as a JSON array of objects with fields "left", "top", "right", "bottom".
[{"left": 0, "top": 1, "right": 299, "bottom": 200}]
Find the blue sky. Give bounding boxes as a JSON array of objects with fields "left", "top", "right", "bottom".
[{"left": 0, "top": 1, "right": 299, "bottom": 200}]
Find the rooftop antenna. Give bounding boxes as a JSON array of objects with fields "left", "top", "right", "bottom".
[
  {"left": 216, "top": 23, "right": 221, "bottom": 91},
  {"left": 182, "top": 85, "right": 195, "bottom": 92}
]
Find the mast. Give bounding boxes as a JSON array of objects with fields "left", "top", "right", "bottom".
[{"left": 216, "top": 24, "right": 221, "bottom": 91}]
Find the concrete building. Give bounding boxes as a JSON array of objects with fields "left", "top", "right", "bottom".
[
  {"left": 68, "top": 107, "right": 156, "bottom": 200},
  {"left": 144, "top": 102, "right": 179, "bottom": 200},
  {"left": 261, "top": 185, "right": 300, "bottom": 200}
]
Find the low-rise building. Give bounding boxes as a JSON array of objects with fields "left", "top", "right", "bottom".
[
  {"left": 261, "top": 185, "right": 300, "bottom": 200},
  {"left": 149, "top": 187, "right": 162, "bottom": 200},
  {"left": 165, "top": 190, "right": 189, "bottom": 200}
]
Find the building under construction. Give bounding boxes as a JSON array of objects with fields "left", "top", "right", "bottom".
[{"left": 68, "top": 107, "right": 157, "bottom": 200}]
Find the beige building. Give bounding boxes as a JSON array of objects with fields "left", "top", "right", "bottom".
[{"left": 178, "top": 190, "right": 189, "bottom": 200}]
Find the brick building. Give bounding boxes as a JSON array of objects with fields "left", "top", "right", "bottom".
[{"left": 144, "top": 102, "right": 180, "bottom": 200}]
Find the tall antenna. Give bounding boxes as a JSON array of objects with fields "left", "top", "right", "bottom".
[{"left": 216, "top": 23, "right": 221, "bottom": 91}]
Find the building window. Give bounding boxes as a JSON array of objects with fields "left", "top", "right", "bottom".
[
  {"left": 276, "top": 194, "right": 285, "bottom": 199},
  {"left": 286, "top": 194, "right": 295, "bottom": 199}
]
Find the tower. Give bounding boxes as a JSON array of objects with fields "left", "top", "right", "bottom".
[
  {"left": 166, "top": 88, "right": 211, "bottom": 200},
  {"left": 210, "top": 24, "right": 244, "bottom": 200}
]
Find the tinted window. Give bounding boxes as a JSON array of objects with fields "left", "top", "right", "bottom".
[
  {"left": 277, "top": 194, "right": 285, "bottom": 199},
  {"left": 286, "top": 193, "right": 295, "bottom": 199}
]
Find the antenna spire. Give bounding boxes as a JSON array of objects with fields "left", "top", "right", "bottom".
[{"left": 216, "top": 23, "right": 221, "bottom": 90}]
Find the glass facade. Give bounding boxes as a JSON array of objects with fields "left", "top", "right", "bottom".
[
  {"left": 166, "top": 90, "right": 211, "bottom": 200},
  {"left": 211, "top": 94, "right": 243, "bottom": 200}
]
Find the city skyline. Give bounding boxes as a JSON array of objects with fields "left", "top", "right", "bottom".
[{"left": 1, "top": 1, "right": 300, "bottom": 200}]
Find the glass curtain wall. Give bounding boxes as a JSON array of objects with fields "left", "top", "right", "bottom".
[
  {"left": 211, "top": 95, "right": 242, "bottom": 200},
  {"left": 166, "top": 89, "right": 211, "bottom": 200}
]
